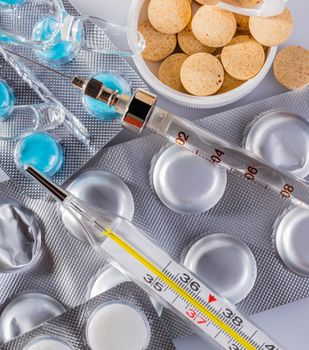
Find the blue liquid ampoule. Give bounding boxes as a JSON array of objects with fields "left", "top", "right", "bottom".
[{"left": 32, "top": 14, "right": 80, "bottom": 66}]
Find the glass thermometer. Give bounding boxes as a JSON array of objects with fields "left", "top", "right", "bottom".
[{"left": 26, "top": 166, "right": 283, "bottom": 350}]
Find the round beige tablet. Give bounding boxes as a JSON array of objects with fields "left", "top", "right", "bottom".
[
  {"left": 221, "top": 38, "right": 265, "bottom": 80},
  {"left": 249, "top": 7, "right": 293, "bottom": 47},
  {"left": 216, "top": 72, "right": 244, "bottom": 94},
  {"left": 273, "top": 46, "right": 309, "bottom": 90},
  {"left": 178, "top": 23, "right": 216, "bottom": 55},
  {"left": 138, "top": 21, "right": 177, "bottom": 62},
  {"left": 234, "top": 13, "right": 249, "bottom": 29},
  {"left": 192, "top": 5, "right": 237, "bottom": 47},
  {"left": 148, "top": 0, "right": 191, "bottom": 34},
  {"left": 159, "top": 53, "right": 189, "bottom": 93},
  {"left": 180, "top": 53, "right": 224, "bottom": 95}
]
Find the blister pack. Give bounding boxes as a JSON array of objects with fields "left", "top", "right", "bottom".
[
  {"left": 0, "top": 0, "right": 148, "bottom": 199},
  {"left": 0, "top": 177, "right": 113, "bottom": 344},
  {"left": 63, "top": 86, "right": 309, "bottom": 339},
  {"left": 1, "top": 282, "right": 175, "bottom": 350}
]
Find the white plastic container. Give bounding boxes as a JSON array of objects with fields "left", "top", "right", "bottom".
[{"left": 127, "top": 0, "right": 278, "bottom": 109}]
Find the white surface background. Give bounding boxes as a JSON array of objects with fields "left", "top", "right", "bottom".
[{"left": 69, "top": 0, "right": 309, "bottom": 348}]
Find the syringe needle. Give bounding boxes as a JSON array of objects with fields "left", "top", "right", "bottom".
[
  {"left": 26, "top": 166, "right": 69, "bottom": 202},
  {"left": 2, "top": 48, "right": 72, "bottom": 80}
]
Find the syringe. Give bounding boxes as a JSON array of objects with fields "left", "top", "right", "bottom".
[
  {"left": 5, "top": 48, "right": 309, "bottom": 210},
  {"left": 26, "top": 165, "right": 283, "bottom": 350},
  {"left": 72, "top": 76, "right": 309, "bottom": 210}
]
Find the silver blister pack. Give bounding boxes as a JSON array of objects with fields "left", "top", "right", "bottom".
[
  {"left": 0, "top": 179, "right": 110, "bottom": 343},
  {"left": 0, "top": 0, "right": 148, "bottom": 199},
  {"left": 1, "top": 282, "right": 176, "bottom": 350},
  {"left": 65, "top": 86, "right": 309, "bottom": 339}
]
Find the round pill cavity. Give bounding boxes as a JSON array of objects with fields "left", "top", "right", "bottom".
[
  {"left": 88, "top": 266, "right": 131, "bottom": 299},
  {"left": 23, "top": 336, "right": 74, "bottom": 350},
  {"left": 60, "top": 171, "right": 134, "bottom": 243},
  {"left": 0, "top": 202, "right": 41, "bottom": 273},
  {"left": 177, "top": 23, "right": 216, "bottom": 56},
  {"left": 148, "top": 0, "right": 191, "bottom": 34},
  {"left": 192, "top": 5, "right": 236, "bottom": 47},
  {"left": 180, "top": 53, "right": 224, "bottom": 96},
  {"left": 0, "top": 292, "right": 65, "bottom": 342},
  {"left": 139, "top": 21, "right": 177, "bottom": 62},
  {"left": 244, "top": 110, "right": 309, "bottom": 178},
  {"left": 274, "top": 207, "right": 309, "bottom": 276},
  {"left": 87, "top": 265, "right": 163, "bottom": 314},
  {"left": 184, "top": 234, "right": 257, "bottom": 303},
  {"left": 0, "top": 79, "right": 15, "bottom": 120},
  {"left": 273, "top": 46, "right": 309, "bottom": 90},
  {"left": 86, "top": 302, "right": 150, "bottom": 350},
  {"left": 83, "top": 72, "right": 131, "bottom": 120},
  {"left": 15, "top": 132, "right": 64, "bottom": 177},
  {"left": 249, "top": 7, "right": 293, "bottom": 47},
  {"left": 151, "top": 145, "right": 227, "bottom": 214},
  {"left": 221, "top": 38, "right": 265, "bottom": 81},
  {"left": 32, "top": 15, "right": 80, "bottom": 65},
  {"left": 159, "top": 53, "right": 188, "bottom": 93}
]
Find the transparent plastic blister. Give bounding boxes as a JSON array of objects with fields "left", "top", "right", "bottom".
[
  {"left": 1, "top": 283, "right": 176, "bottom": 350},
  {"left": 66, "top": 86, "right": 309, "bottom": 339},
  {"left": 0, "top": 0, "right": 148, "bottom": 199}
]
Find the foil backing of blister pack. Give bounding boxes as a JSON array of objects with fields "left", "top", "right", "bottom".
[
  {"left": 0, "top": 179, "right": 110, "bottom": 331},
  {"left": 65, "top": 86, "right": 309, "bottom": 339},
  {"left": 1, "top": 282, "right": 176, "bottom": 350},
  {"left": 0, "top": 0, "right": 148, "bottom": 199}
]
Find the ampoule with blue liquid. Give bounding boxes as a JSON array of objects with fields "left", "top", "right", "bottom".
[{"left": 32, "top": 13, "right": 81, "bottom": 66}]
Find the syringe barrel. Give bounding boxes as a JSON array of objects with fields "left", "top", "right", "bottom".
[
  {"left": 74, "top": 81, "right": 309, "bottom": 208},
  {"left": 145, "top": 106, "right": 309, "bottom": 209}
]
